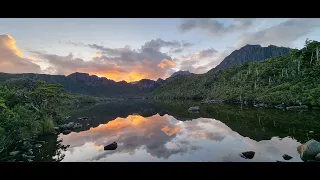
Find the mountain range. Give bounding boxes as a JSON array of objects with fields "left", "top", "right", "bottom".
[{"left": 0, "top": 44, "right": 291, "bottom": 97}]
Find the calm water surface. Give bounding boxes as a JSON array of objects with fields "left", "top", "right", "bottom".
[{"left": 36, "top": 100, "right": 320, "bottom": 162}]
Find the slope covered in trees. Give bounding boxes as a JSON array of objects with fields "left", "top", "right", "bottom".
[
  {"left": 151, "top": 40, "right": 320, "bottom": 107},
  {"left": 0, "top": 78, "right": 98, "bottom": 154}
]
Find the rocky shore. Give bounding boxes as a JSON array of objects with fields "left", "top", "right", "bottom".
[
  {"left": 239, "top": 139, "right": 320, "bottom": 162},
  {"left": 201, "top": 99, "right": 312, "bottom": 111}
]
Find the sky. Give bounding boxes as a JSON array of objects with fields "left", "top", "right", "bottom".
[{"left": 0, "top": 18, "right": 320, "bottom": 82}]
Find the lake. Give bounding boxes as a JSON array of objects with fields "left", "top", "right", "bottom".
[{"left": 34, "top": 100, "right": 320, "bottom": 162}]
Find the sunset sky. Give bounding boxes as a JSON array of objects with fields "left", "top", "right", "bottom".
[{"left": 0, "top": 18, "right": 320, "bottom": 82}]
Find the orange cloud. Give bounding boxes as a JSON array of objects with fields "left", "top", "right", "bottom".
[
  {"left": 157, "top": 59, "right": 176, "bottom": 69},
  {"left": 161, "top": 125, "right": 180, "bottom": 136},
  {"left": 92, "top": 52, "right": 100, "bottom": 59},
  {"left": 0, "top": 34, "right": 41, "bottom": 73}
]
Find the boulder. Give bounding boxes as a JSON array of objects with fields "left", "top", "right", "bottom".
[
  {"left": 22, "top": 154, "right": 35, "bottom": 161},
  {"left": 21, "top": 141, "right": 32, "bottom": 150},
  {"left": 34, "top": 144, "right": 42, "bottom": 148},
  {"left": 62, "top": 130, "right": 72, "bottom": 135},
  {"left": 104, "top": 142, "right": 118, "bottom": 150},
  {"left": 78, "top": 117, "right": 88, "bottom": 120},
  {"left": 297, "top": 139, "right": 320, "bottom": 162},
  {"left": 282, "top": 154, "right": 293, "bottom": 160},
  {"left": 9, "top": 151, "right": 20, "bottom": 156},
  {"left": 26, "top": 149, "right": 33, "bottom": 156},
  {"left": 239, "top": 151, "right": 255, "bottom": 159},
  {"left": 188, "top": 106, "right": 200, "bottom": 112},
  {"left": 315, "top": 153, "right": 320, "bottom": 161},
  {"left": 73, "top": 123, "right": 82, "bottom": 129},
  {"left": 286, "top": 105, "right": 308, "bottom": 110}
]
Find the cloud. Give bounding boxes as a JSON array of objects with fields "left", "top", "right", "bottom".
[
  {"left": 235, "top": 18, "right": 320, "bottom": 48},
  {"left": 0, "top": 34, "right": 41, "bottom": 74},
  {"left": 179, "top": 18, "right": 255, "bottom": 36},
  {"left": 177, "top": 48, "right": 218, "bottom": 72},
  {"left": 31, "top": 39, "right": 181, "bottom": 82},
  {"left": 141, "top": 38, "right": 194, "bottom": 53}
]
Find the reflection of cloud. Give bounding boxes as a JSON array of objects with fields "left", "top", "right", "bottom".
[
  {"left": 60, "top": 115, "right": 303, "bottom": 162},
  {"left": 61, "top": 114, "right": 191, "bottom": 160}
]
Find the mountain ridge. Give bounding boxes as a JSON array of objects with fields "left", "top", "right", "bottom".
[{"left": 208, "top": 44, "right": 291, "bottom": 73}]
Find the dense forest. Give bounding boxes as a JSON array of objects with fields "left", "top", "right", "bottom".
[
  {"left": 151, "top": 40, "right": 320, "bottom": 107},
  {"left": 0, "top": 78, "right": 98, "bottom": 155}
]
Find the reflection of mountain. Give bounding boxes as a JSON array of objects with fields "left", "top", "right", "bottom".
[
  {"left": 66, "top": 100, "right": 320, "bottom": 143},
  {"left": 66, "top": 101, "right": 168, "bottom": 131},
  {"left": 58, "top": 115, "right": 302, "bottom": 162},
  {"left": 151, "top": 101, "right": 320, "bottom": 143}
]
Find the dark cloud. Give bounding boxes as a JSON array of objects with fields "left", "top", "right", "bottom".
[
  {"left": 31, "top": 40, "right": 178, "bottom": 81},
  {"left": 141, "top": 38, "right": 194, "bottom": 53},
  {"left": 179, "top": 18, "right": 255, "bottom": 36},
  {"left": 235, "top": 18, "right": 320, "bottom": 48},
  {"left": 0, "top": 34, "right": 41, "bottom": 74}
]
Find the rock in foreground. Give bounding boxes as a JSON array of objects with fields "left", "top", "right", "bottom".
[
  {"left": 104, "top": 142, "right": 118, "bottom": 150},
  {"left": 282, "top": 154, "right": 292, "bottom": 160},
  {"left": 297, "top": 139, "right": 320, "bottom": 162},
  {"left": 239, "top": 151, "right": 255, "bottom": 159}
]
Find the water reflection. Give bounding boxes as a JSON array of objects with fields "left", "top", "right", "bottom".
[{"left": 59, "top": 114, "right": 302, "bottom": 162}]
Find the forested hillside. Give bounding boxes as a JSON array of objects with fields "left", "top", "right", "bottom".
[
  {"left": 0, "top": 78, "right": 98, "bottom": 153},
  {"left": 151, "top": 40, "right": 320, "bottom": 107}
]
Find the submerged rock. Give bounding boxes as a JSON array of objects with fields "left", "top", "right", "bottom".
[
  {"left": 297, "top": 139, "right": 320, "bottom": 162},
  {"left": 78, "top": 117, "right": 88, "bottom": 120},
  {"left": 62, "top": 130, "right": 72, "bottom": 135},
  {"left": 282, "top": 154, "right": 293, "bottom": 160},
  {"left": 104, "top": 142, "right": 118, "bottom": 150},
  {"left": 240, "top": 151, "right": 255, "bottom": 159},
  {"left": 9, "top": 151, "right": 20, "bottom": 156},
  {"left": 188, "top": 106, "right": 200, "bottom": 112}
]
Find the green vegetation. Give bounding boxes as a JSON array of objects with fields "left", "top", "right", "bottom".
[
  {"left": 0, "top": 78, "right": 99, "bottom": 153},
  {"left": 151, "top": 40, "right": 320, "bottom": 107}
]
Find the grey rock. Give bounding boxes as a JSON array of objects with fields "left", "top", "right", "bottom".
[
  {"left": 309, "top": 131, "right": 314, "bottom": 134},
  {"left": 188, "top": 106, "right": 200, "bottom": 112},
  {"left": 315, "top": 153, "right": 320, "bottom": 161},
  {"left": 26, "top": 150, "right": 33, "bottom": 155},
  {"left": 73, "top": 123, "right": 82, "bottom": 129},
  {"left": 282, "top": 154, "right": 293, "bottom": 160},
  {"left": 21, "top": 141, "right": 32, "bottom": 150},
  {"left": 62, "top": 130, "right": 72, "bottom": 135},
  {"left": 297, "top": 139, "right": 320, "bottom": 162},
  {"left": 6, "top": 159, "right": 16, "bottom": 162},
  {"left": 37, "top": 141, "right": 46, "bottom": 144},
  {"left": 9, "top": 151, "right": 20, "bottom": 156},
  {"left": 104, "top": 142, "right": 118, "bottom": 150},
  {"left": 240, "top": 151, "right": 255, "bottom": 159},
  {"left": 34, "top": 144, "right": 42, "bottom": 148},
  {"left": 286, "top": 105, "right": 308, "bottom": 110}
]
